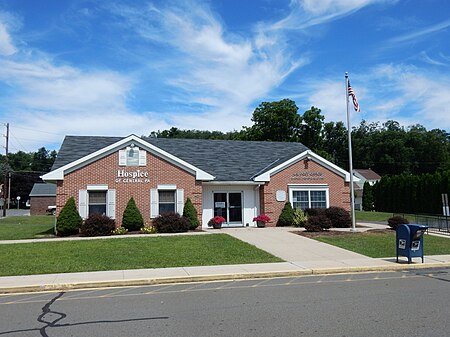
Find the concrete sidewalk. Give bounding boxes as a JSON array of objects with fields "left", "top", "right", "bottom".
[{"left": 1, "top": 225, "right": 449, "bottom": 294}]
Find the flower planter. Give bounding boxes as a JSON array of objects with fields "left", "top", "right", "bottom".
[
  {"left": 212, "top": 223, "right": 222, "bottom": 229},
  {"left": 257, "top": 221, "right": 266, "bottom": 228}
]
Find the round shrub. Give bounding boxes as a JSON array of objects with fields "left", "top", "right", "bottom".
[
  {"left": 122, "top": 197, "right": 144, "bottom": 231},
  {"left": 277, "top": 202, "right": 294, "bottom": 226},
  {"left": 304, "top": 208, "right": 326, "bottom": 217},
  {"left": 153, "top": 212, "right": 190, "bottom": 233},
  {"left": 305, "top": 214, "right": 332, "bottom": 232},
  {"left": 292, "top": 208, "right": 308, "bottom": 227},
  {"left": 325, "top": 207, "right": 351, "bottom": 228},
  {"left": 56, "top": 197, "right": 82, "bottom": 236},
  {"left": 80, "top": 214, "right": 116, "bottom": 237},
  {"left": 387, "top": 216, "right": 409, "bottom": 230},
  {"left": 183, "top": 197, "right": 199, "bottom": 230}
]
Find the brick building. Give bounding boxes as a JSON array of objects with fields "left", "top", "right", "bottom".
[
  {"left": 42, "top": 135, "right": 354, "bottom": 228},
  {"left": 29, "top": 183, "right": 56, "bottom": 215}
]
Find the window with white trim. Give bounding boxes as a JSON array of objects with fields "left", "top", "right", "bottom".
[
  {"left": 289, "top": 185, "right": 329, "bottom": 210},
  {"left": 119, "top": 144, "right": 147, "bottom": 166},
  {"left": 150, "top": 187, "right": 184, "bottom": 218},
  {"left": 88, "top": 191, "right": 107, "bottom": 216},
  {"left": 159, "top": 190, "right": 175, "bottom": 214}
]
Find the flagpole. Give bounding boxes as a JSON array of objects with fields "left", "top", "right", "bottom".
[{"left": 345, "top": 72, "right": 356, "bottom": 231}]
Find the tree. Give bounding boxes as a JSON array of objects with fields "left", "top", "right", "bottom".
[
  {"left": 277, "top": 202, "right": 295, "bottom": 226},
  {"left": 362, "top": 181, "right": 374, "bottom": 211},
  {"left": 299, "top": 106, "right": 324, "bottom": 151},
  {"left": 183, "top": 197, "right": 199, "bottom": 230},
  {"left": 122, "top": 197, "right": 144, "bottom": 231},
  {"left": 322, "top": 121, "right": 348, "bottom": 167},
  {"left": 56, "top": 197, "right": 82, "bottom": 236},
  {"left": 245, "top": 99, "right": 301, "bottom": 142}
]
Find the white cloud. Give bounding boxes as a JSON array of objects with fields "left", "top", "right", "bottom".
[
  {"left": 0, "top": 22, "right": 17, "bottom": 55},
  {"left": 389, "top": 18, "right": 450, "bottom": 44}
]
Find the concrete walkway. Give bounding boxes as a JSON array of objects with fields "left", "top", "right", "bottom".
[{"left": 1, "top": 224, "right": 449, "bottom": 294}]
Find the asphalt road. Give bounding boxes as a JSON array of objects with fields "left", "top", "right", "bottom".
[{"left": 0, "top": 269, "right": 449, "bottom": 337}]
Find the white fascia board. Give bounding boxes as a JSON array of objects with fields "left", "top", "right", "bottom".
[
  {"left": 203, "top": 181, "right": 262, "bottom": 186},
  {"left": 42, "top": 135, "right": 215, "bottom": 182},
  {"left": 253, "top": 150, "right": 359, "bottom": 183}
]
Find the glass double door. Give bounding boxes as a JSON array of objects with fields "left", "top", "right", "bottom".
[{"left": 213, "top": 192, "right": 243, "bottom": 226}]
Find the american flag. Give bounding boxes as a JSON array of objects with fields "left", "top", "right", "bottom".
[{"left": 348, "top": 81, "right": 360, "bottom": 112}]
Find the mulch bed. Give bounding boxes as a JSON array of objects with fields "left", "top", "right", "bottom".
[{"left": 293, "top": 228, "right": 394, "bottom": 238}]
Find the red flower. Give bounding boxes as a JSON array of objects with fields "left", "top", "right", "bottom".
[
  {"left": 253, "top": 214, "right": 271, "bottom": 223},
  {"left": 210, "top": 216, "right": 226, "bottom": 225}
]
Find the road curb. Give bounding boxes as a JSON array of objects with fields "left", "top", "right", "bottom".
[{"left": 1, "top": 262, "right": 450, "bottom": 294}]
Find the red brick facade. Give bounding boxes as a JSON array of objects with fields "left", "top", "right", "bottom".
[
  {"left": 260, "top": 158, "right": 350, "bottom": 227},
  {"left": 54, "top": 144, "right": 350, "bottom": 228},
  {"left": 56, "top": 150, "right": 202, "bottom": 227},
  {"left": 30, "top": 196, "right": 56, "bottom": 215}
]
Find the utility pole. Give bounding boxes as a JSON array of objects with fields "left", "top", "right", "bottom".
[{"left": 2, "top": 123, "right": 9, "bottom": 217}]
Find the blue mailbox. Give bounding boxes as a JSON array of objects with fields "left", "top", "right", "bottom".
[{"left": 396, "top": 224, "right": 428, "bottom": 263}]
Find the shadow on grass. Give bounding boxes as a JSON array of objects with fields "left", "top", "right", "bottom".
[{"left": 36, "top": 227, "right": 56, "bottom": 238}]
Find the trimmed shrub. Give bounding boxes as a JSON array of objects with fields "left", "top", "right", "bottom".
[
  {"left": 387, "top": 216, "right": 409, "bottom": 230},
  {"left": 153, "top": 212, "right": 190, "bottom": 233},
  {"left": 56, "top": 197, "right": 82, "bottom": 236},
  {"left": 292, "top": 208, "right": 308, "bottom": 227},
  {"left": 304, "top": 208, "right": 326, "bottom": 217},
  {"left": 183, "top": 197, "right": 199, "bottom": 230},
  {"left": 122, "top": 197, "right": 144, "bottom": 231},
  {"left": 80, "top": 214, "right": 116, "bottom": 237},
  {"left": 277, "top": 202, "right": 294, "bottom": 227},
  {"left": 325, "top": 207, "right": 351, "bottom": 228},
  {"left": 305, "top": 214, "right": 332, "bottom": 232}
]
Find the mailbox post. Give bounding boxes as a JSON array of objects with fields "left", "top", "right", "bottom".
[{"left": 396, "top": 224, "right": 428, "bottom": 263}]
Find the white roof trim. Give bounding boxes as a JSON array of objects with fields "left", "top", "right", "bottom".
[
  {"left": 41, "top": 135, "right": 215, "bottom": 182},
  {"left": 253, "top": 150, "right": 359, "bottom": 183}
]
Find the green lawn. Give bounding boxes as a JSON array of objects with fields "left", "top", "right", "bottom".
[
  {"left": 0, "top": 234, "right": 282, "bottom": 276},
  {"left": 0, "top": 216, "right": 55, "bottom": 240},
  {"left": 355, "top": 211, "right": 417, "bottom": 223},
  {"left": 315, "top": 232, "right": 450, "bottom": 258}
]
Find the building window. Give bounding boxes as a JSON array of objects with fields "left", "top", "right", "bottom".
[
  {"left": 126, "top": 146, "right": 139, "bottom": 166},
  {"left": 289, "top": 186, "right": 328, "bottom": 210},
  {"left": 119, "top": 144, "right": 146, "bottom": 166},
  {"left": 158, "top": 190, "right": 175, "bottom": 214},
  {"left": 88, "top": 191, "right": 107, "bottom": 216}
]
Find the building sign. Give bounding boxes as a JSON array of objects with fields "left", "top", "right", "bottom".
[
  {"left": 291, "top": 171, "right": 325, "bottom": 181},
  {"left": 116, "top": 169, "right": 150, "bottom": 183}
]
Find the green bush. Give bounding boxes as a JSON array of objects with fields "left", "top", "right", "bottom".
[
  {"left": 153, "top": 212, "right": 190, "bottom": 233},
  {"left": 387, "top": 216, "right": 409, "bottom": 230},
  {"left": 304, "top": 208, "right": 326, "bottom": 217},
  {"left": 305, "top": 214, "right": 332, "bottom": 232},
  {"left": 292, "top": 208, "right": 308, "bottom": 227},
  {"left": 277, "top": 202, "right": 294, "bottom": 227},
  {"left": 122, "top": 197, "right": 144, "bottom": 231},
  {"left": 56, "top": 197, "right": 82, "bottom": 236},
  {"left": 325, "top": 207, "right": 351, "bottom": 228},
  {"left": 183, "top": 197, "right": 199, "bottom": 230},
  {"left": 80, "top": 214, "right": 116, "bottom": 237}
]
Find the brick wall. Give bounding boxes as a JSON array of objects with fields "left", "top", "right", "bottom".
[
  {"left": 30, "top": 196, "right": 56, "bottom": 215},
  {"left": 56, "top": 150, "right": 202, "bottom": 227},
  {"left": 261, "top": 158, "right": 350, "bottom": 227}
]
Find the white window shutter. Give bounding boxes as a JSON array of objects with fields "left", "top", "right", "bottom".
[
  {"left": 78, "top": 190, "right": 88, "bottom": 219},
  {"left": 150, "top": 188, "right": 158, "bottom": 218},
  {"left": 176, "top": 189, "right": 184, "bottom": 215},
  {"left": 139, "top": 150, "right": 147, "bottom": 166},
  {"left": 119, "top": 149, "right": 127, "bottom": 166},
  {"left": 107, "top": 189, "right": 116, "bottom": 219}
]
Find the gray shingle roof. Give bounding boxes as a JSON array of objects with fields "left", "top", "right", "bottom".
[
  {"left": 52, "top": 136, "right": 309, "bottom": 181},
  {"left": 29, "top": 183, "right": 56, "bottom": 196}
]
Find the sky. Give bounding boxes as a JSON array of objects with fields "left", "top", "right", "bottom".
[{"left": 0, "top": 0, "right": 449, "bottom": 152}]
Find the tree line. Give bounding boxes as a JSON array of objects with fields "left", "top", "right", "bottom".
[
  {"left": 0, "top": 147, "right": 57, "bottom": 205},
  {"left": 150, "top": 98, "right": 450, "bottom": 176}
]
